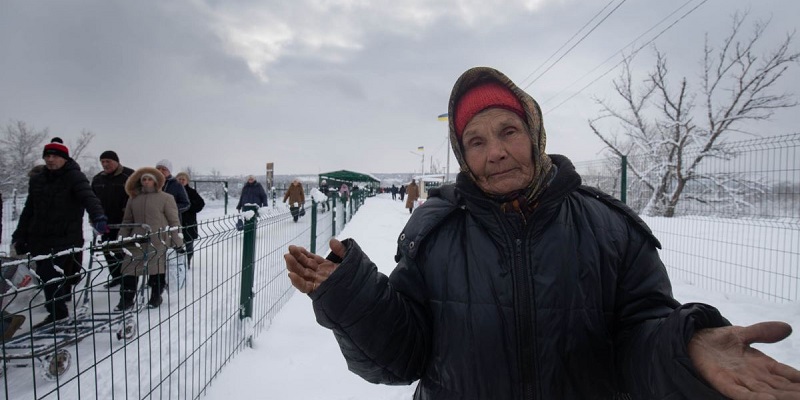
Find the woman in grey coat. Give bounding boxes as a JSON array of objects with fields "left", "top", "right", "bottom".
[{"left": 116, "top": 167, "right": 183, "bottom": 310}]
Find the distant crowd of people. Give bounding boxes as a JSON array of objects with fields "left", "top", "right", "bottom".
[
  {"left": 3, "top": 139, "right": 211, "bottom": 336},
  {"left": 0, "top": 137, "right": 422, "bottom": 338}
]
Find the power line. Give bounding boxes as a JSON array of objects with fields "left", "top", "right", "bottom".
[
  {"left": 518, "top": 0, "right": 619, "bottom": 88},
  {"left": 522, "top": 0, "right": 628, "bottom": 90},
  {"left": 539, "top": 0, "right": 699, "bottom": 109},
  {"left": 543, "top": 0, "right": 708, "bottom": 115}
]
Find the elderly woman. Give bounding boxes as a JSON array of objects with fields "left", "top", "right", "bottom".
[
  {"left": 175, "top": 172, "right": 205, "bottom": 269},
  {"left": 404, "top": 179, "right": 420, "bottom": 214},
  {"left": 116, "top": 167, "right": 183, "bottom": 310},
  {"left": 282, "top": 179, "right": 306, "bottom": 223},
  {"left": 236, "top": 174, "right": 269, "bottom": 211}
]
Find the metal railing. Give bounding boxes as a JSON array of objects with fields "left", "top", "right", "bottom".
[
  {"left": 574, "top": 133, "right": 800, "bottom": 303},
  {"left": 1, "top": 190, "right": 367, "bottom": 399}
]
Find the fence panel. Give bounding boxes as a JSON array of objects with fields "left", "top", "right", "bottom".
[
  {"left": 575, "top": 133, "right": 800, "bottom": 302},
  {"left": 2, "top": 194, "right": 364, "bottom": 399}
]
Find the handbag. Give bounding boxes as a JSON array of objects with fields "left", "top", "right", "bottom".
[
  {"left": 167, "top": 248, "right": 186, "bottom": 293},
  {"left": 236, "top": 218, "right": 244, "bottom": 231},
  {"left": 299, "top": 205, "right": 306, "bottom": 217}
]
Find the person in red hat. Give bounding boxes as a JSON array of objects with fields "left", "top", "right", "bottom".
[
  {"left": 12, "top": 137, "right": 108, "bottom": 328},
  {"left": 284, "top": 67, "right": 799, "bottom": 399}
]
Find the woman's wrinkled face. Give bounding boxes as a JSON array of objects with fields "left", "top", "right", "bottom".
[{"left": 461, "top": 108, "right": 535, "bottom": 195}]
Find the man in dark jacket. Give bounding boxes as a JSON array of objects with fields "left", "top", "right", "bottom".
[
  {"left": 12, "top": 138, "right": 108, "bottom": 327},
  {"left": 284, "top": 68, "right": 800, "bottom": 399},
  {"left": 236, "top": 175, "right": 268, "bottom": 211},
  {"left": 176, "top": 172, "right": 205, "bottom": 268},
  {"left": 155, "top": 159, "right": 190, "bottom": 217},
  {"left": 91, "top": 150, "right": 134, "bottom": 287}
]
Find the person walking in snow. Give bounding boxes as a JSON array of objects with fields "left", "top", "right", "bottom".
[
  {"left": 155, "top": 159, "right": 190, "bottom": 218},
  {"left": 236, "top": 175, "right": 269, "bottom": 211},
  {"left": 12, "top": 138, "right": 108, "bottom": 328},
  {"left": 404, "top": 179, "right": 419, "bottom": 214},
  {"left": 176, "top": 172, "right": 205, "bottom": 269},
  {"left": 117, "top": 168, "right": 183, "bottom": 310},
  {"left": 91, "top": 150, "right": 134, "bottom": 288},
  {"left": 283, "top": 179, "right": 305, "bottom": 223},
  {"left": 319, "top": 179, "right": 330, "bottom": 212},
  {"left": 398, "top": 184, "right": 406, "bottom": 201},
  {"left": 339, "top": 183, "right": 350, "bottom": 203},
  {"left": 284, "top": 66, "right": 800, "bottom": 399},
  {"left": 390, "top": 184, "right": 398, "bottom": 200}
]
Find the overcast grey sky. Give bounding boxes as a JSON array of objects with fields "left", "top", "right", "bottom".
[{"left": 1, "top": 0, "right": 798, "bottom": 176}]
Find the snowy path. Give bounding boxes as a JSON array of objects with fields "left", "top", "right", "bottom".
[{"left": 203, "top": 194, "right": 417, "bottom": 400}]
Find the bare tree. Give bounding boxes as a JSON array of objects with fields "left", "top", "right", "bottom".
[
  {"left": 590, "top": 12, "right": 799, "bottom": 217},
  {"left": 70, "top": 130, "right": 95, "bottom": 161},
  {"left": 70, "top": 129, "right": 100, "bottom": 177},
  {"left": 0, "top": 120, "right": 48, "bottom": 194}
]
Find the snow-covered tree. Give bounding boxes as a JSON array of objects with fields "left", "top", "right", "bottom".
[
  {"left": 589, "top": 12, "right": 799, "bottom": 217},
  {"left": 0, "top": 120, "right": 48, "bottom": 195}
]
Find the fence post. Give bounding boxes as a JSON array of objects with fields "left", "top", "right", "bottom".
[
  {"left": 343, "top": 196, "right": 348, "bottom": 224},
  {"left": 224, "top": 181, "right": 229, "bottom": 215},
  {"left": 332, "top": 195, "right": 337, "bottom": 237},
  {"left": 620, "top": 155, "right": 628, "bottom": 204},
  {"left": 239, "top": 205, "right": 258, "bottom": 321},
  {"left": 310, "top": 200, "right": 318, "bottom": 253}
]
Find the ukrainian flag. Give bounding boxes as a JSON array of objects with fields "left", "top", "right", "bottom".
[
  {"left": 418, "top": 146, "right": 424, "bottom": 151},
  {"left": 437, "top": 113, "right": 448, "bottom": 121}
]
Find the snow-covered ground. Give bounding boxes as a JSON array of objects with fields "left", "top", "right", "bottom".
[{"left": 201, "top": 194, "right": 800, "bottom": 400}]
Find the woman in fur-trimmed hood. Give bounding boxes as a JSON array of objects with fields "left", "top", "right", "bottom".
[{"left": 116, "top": 167, "right": 183, "bottom": 310}]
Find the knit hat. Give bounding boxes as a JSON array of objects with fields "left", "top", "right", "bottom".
[
  {"left": 99, "top": 150, "right": 119, "bottom": 162},
  {"left": 140, "top": 173, "right": 157, "bottom": 183},
  {"left": 155, "top": 159, "right": 172, "bottom": 173},
  {"left": 454, "top": 81, "right": 525, "bottom": 139},
  {"left": 42, "top": 137, "right": 70, "bottom": 159}
]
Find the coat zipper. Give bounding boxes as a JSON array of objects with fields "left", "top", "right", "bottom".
[{"left": 514, "top": 236, "right": 537, "bottom": 400}]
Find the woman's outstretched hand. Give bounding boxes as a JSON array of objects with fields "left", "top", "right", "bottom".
[
  {"left": 285, "top": 238, "right": 346, "bottom": 294},
  {"left": 688, "top": 321, "right": 800, "bottom": 399}
]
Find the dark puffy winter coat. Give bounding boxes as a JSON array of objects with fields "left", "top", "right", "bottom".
[
  {"left": 182, "top": 184, "right": 205, "bottom": 240},
  {"left": 237, "top": 181, "right": 269, "bottom": 210},
  {"left": 92, "top": 164, "right": 134, "bottom": 225},
  {"left": 162, "top": 176, "right": 190, "bottom": 214},
  {"left": 13, "top": 159, "right": 105, "bottom": 255},
  {"left": 310, "top": 155, "right": 730, "bottom": 400}
]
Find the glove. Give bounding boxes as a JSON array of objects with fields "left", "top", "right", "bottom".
[
  {"left": 93, "top": 216, "right": 109, "bottom": 234},
  {"left": 13, "top": 242, "right": 28, "bottom": 256}
]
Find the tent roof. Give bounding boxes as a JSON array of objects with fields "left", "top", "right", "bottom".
[{"left": 318, "top": 170, "right": 380, "bottom": 184}]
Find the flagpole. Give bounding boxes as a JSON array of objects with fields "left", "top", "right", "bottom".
[{"left": 437, "top": 113, "right": 449, "bottom": 182}]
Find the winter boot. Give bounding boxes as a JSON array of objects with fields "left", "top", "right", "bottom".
[
  {"left": 2, "top": 312, "right": 26, "bottom": 341},
  {"left": 114, "top": 276, "right": 138, "bottom": 311},
  {"left": 147, "top": 274, "right": 166, "bottom": 309}
]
